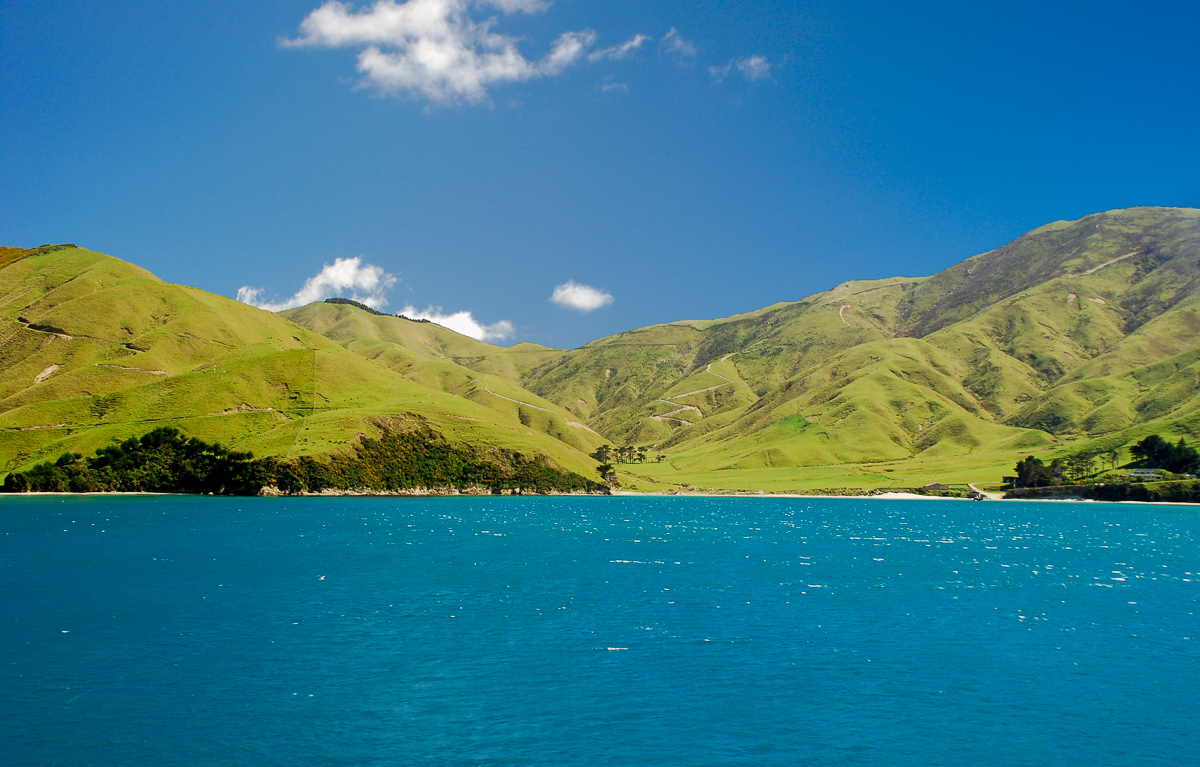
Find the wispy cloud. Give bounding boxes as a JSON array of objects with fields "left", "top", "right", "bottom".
[
  {"left": 710, "top": 55, "right": 773, "bottom": 84},
  {"left": 237, "top": 257, "right": 396, "bottom": 312},
  {"left": 401, "top": 304, "right": 514, "bottom": 341},
  {"left": 659, "top": 28, "right": 696, "bottom": 59},
  {"left": 588, "top": 33, "right": 650, "bottom": 62},
  {"left": 285, "top": 0, "right": 646, "bottom": 104},
  {"left": 550, "top": 280, "right": 613, "bottom": 312}
]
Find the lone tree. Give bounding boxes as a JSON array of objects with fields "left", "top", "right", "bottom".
[{"left": 596, "top": 463, "right": 616, "bottom": 485}]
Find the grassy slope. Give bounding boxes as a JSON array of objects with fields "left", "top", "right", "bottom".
[
  {"left": 280, "top": 302, "right": 606, "bottom": 456},
  {"left": 6, "top": 206, "right": 1198, "bottom": 493},
  {"left": 518, "top": 207, "right": 1200, "bottom": 490},
  {"left": 0, "top": 247, "right": 599, "bottom": 479}
]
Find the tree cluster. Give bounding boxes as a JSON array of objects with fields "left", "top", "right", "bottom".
[
  {"left": 1, "top": 427, "right": 263, "bottom": 494},
  {"left": 2, "top": 424, "right": 602, "bottom": 496},
  {"left": 590, "top": 444, "right": 665, "bottom": 465},
  {"left": 262, "top": 425, "right": 598, "bottom": 494},
  {"left": 585, "top": 444, "right": 672, "bottom": 484},
  {"left": 1014, "top": 434, "right": 1198, "bottom": 489},
  {"left": 1014, "top": 456, "right": 1063, "bottom": 488},
  {"left": 324, "top": 297, "right": 387, "bottom": 316},
  {"left": 1061, "top": 448, "right": 1125, "bottom": 482},
  {"left": 1130, "top": 435, "right": 1199, "bottom": 474},
  {"left": 589, "top": 444, "right": 667, "bottom": 485}
]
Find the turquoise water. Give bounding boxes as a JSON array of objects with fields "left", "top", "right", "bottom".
[{"left": 2, "top": 495, "right": 1198, "bottom": 766}]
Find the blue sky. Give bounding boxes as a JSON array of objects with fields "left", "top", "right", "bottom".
[{"left": 3, "top": 0, "right": 1198, "bottom": 347}]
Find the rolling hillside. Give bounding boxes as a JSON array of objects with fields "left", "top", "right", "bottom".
[
  {"left": 0, "top": 246, "right": 601, "bottom": 479},
  {"left": 278, "top": 301, "right": 606, "bottom": 457},
  {"left": 5, "top": 206, "right": 1199, "bottom": 492},
  {"left": 507, "top": 207, "right": 1200, "bottom": 488}
]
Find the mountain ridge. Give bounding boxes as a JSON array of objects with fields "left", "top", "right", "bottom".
[
  {"left": 502, "top": 206, "right": 1200, "bottom": 487},
  {"left": 4, "top": 205, "right": 1199, "bottom": 492}
]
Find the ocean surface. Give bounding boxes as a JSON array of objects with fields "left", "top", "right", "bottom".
[{"left": 2, "top": 495, "right": 1198, "bottom": 766}]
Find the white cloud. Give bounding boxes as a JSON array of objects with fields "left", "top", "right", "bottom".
[
  {"left": 737, "top": 55, "right": 771, "bottom": 81},
  {"left": 550, "top": 280, "right": 613, "bottom": 312},
  {"left": 237, "top": 257, "right": 397, "bottom": 312},
  {"left": 484, "top": 0, "right": 548, "bottom": 12},
  {"left": 285, "top": 0, "right": 646, "bottom": 104},
  {"left": 588, "top": 33, "right": 650, "bottom": 62},
  {"left": 711, "top": 55, "right": 772, "bottom": 83},
  {"left": 401, "top": 304, "right": 514, "bottom": 341},
  {"left": 542, "top": 30, "right": 597, "bottom": 75},
  {"left": 659, "top": 28, "right": 696, "bottom": 59}
]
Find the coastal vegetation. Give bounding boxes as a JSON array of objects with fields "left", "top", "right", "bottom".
[
  {"left": 1013, "top": 434, "right": 1197, "bottom": 489},
  {"left": 1006, "top": 480, "right": 1200, "bottom": 503},
  {"left": 1, "top": 427, "right": 261, "bottom": 494},
  {"left": 1, "top": 424, "right": 601, "bottom": 495}
]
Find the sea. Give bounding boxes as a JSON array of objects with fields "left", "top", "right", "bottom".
[{"left": 1, "top": 495, "right": 1197, "bottom": 766}]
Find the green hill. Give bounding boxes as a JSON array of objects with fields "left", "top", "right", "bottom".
[
  {"left": 5, "top": 206, "right": 1199, "bottom": 494},
  {"left": 507, "top": 207, "right": 1200, "bottom": 490},
  {"left": 278, "top": 301, "right": 606, "bottom": 457},
  {"left": 0, "top": 246, "right": 600, "bottom": 481}
]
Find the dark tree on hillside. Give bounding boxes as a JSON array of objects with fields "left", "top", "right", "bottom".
[
  {"left": 1176, "top": 439, "right": 1200, "bottom": 473},
  {"left": 591, "top": 445, "right": 611, "bottom": 464},
  {"left": 1015, "top": 456, "right": 1062, "bottom": 488},
  {"left": 1131, "top": 435, "right": 1169, "bottom": 463},
  {"left": 1130, "top": 435, "right": 1200, "bottom": 473}
]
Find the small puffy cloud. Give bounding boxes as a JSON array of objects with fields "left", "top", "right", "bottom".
[
  {"left": 237, "top": 257, "right": 396, "bottom": 312},
  {"left": 659, "top": 28, "right": 696, "bottom": 59},
  {"left": 401, "top": 304, "right": 514, "bottom": 341},
  {"left": 737, "top": 55, "right": 771, "bottom": 81},
  {"left": 588, "top": 33, "right": 650, "bottom": 62},
  {"left": 285, "top": 0, "right": 648, "bottom": 104},
  {"left": 550, "top": 280, "right": 613, "bottom": 312}
]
